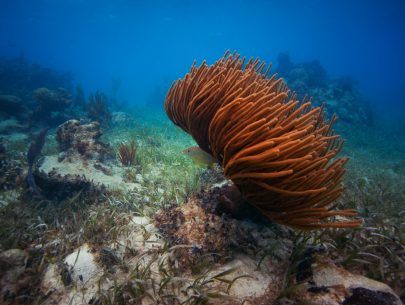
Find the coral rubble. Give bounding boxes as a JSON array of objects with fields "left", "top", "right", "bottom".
[{"left": 154, "top": 181, "right": 292, "bottom": 269}]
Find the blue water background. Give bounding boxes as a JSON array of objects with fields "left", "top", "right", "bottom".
[{"left": 1, "top": 0, "right": 404, "bottom": 119}]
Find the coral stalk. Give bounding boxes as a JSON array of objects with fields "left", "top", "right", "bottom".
[
  {"left": 117, "top": 140, "right": 137, "bottom": 166},
  {"left": 165, "top": 51, "right": 361, "bottom": 229}
]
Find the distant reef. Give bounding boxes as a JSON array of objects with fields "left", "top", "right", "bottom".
[
  {"left": 0, "top": 56, "right": 72, "bottom": 99},
  {"left": 0, "top": 56, "right": 74, "bottom": 126},
  {"left": 0, "top": 57, "right": 115, "bottom": 128},
  {"left": 276, "top": 52, "right": 373, "bottom": 126}
]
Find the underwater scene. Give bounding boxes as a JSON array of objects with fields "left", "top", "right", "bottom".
[{"left": 0, "top": 1, "right": 404, "bottom": 304}]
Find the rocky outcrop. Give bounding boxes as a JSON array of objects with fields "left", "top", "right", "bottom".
[
  {"left": 277, "top": 253, "right": 403, "bottom": 305},
  {"left": 277, "top": 52, "right": 373, "bottom": 126},
  {"left": 30, "top": 167, "right": 104, "bottom": 201},
  {"left": 56, "top": 119, "right": 113, "bottom": 162},
  {"left": 154, "top": 181, "right": 294, "bottom": 303}
]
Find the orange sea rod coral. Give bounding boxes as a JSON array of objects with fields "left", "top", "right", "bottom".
[
  {"left": 117, "top": 140, "right": 137, "bottom": 166},
  {"left": 165, "top": 51, "right": 361, "bottom": 229}
]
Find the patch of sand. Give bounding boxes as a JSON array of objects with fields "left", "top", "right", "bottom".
[{"left": 39, "top": 155, "right": 142, "bottom": 192}]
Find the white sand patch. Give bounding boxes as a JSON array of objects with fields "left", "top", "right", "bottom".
[
  {"left": 40, "top": 244, "right": 107, "bottom": 305},
  {"left": 64, "top": 244, "right": 102, "bottom": 285},
  {"left": 39, "top": 155, "right": 142, "bottom": 192},
  {"left": 211, "top": 254, "right": 282, "bottom": 299},
  {"left": 115, "top": 216, "right": 162, "bottom": 255}
]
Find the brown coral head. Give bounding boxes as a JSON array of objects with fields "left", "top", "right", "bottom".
[{"left": 164, "top": 51, "right": 361, "bottom": 230}]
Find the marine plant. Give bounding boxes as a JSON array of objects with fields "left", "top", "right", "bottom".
[
  {"left": 318, "top": 171, "right": 405, "bottom": 299},
  {"left": 117, "top": 139, "right": 137, "bottom": 166},
  {"left": 26, "top": 127, "right": 49, "bottom": 195},
  {"left": 165, "top": 51, "right": 361, "bottom": 229},
  {"left": 87, "top": 90, "right": 112, "bottom": 124}
]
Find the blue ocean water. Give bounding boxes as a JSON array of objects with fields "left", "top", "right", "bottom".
[
  {"left": 1, "top": 1, "right": 405, "bottom": 303},
  {"left": 1, "top": 0, "right": 404, "bottom": 118}
]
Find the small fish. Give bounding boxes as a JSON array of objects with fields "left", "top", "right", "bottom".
[
  {"left": 27, "top": 127, "right": 49, "bottom": 195},
  {"left": 182, "top": 146, "right": 217, "bottom": 167}
]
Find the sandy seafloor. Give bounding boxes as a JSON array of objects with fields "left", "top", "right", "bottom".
[{"left": 0, "top": 108, "right": 404, "bottom": 305}]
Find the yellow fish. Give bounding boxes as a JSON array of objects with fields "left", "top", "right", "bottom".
[{"left": 182, "top": 146, "right": 217, "bottom": 167}]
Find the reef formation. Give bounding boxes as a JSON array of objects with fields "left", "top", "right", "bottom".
[
  {"left": 56, "top": 119, "right": 114, "bottom": 162},
  {"left": 277, "top": 52, "right": 373, "bottom": 126},
  {"left": 0, "top": 55, "right": 403, "bottom": 304}
]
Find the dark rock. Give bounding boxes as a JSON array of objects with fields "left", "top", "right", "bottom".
[
  {"left": 280, "top": 254, "right": 403, "bottom": 305},
  {"left": 32, "top": 168, "right": 105, "bottom": 202},
  {"left": 343, "top": 287, "right": 398, "bottom": 305}
]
